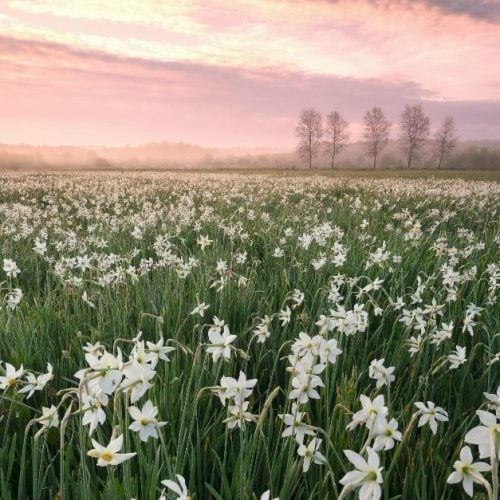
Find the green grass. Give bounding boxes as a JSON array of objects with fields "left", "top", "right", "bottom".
[{"left": 0, "top": 171, "right": 498, "bottom": 499}]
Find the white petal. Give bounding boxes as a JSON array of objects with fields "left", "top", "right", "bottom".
[
  {"left": 339, "top": 470, "right": 364, "bottom": 486},
  {"left": 344, "top": 450, "right": 368, "bottom": 471}
]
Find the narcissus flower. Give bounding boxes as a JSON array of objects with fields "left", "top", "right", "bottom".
[
  {"left": 415, "top": 401, "right": 448, "bottom": 435},
  {"left": 373, "top": 418, "right": 402, "bottom": 451},
  {"left": 87, "top": 434, "right": 136, "bottom": 466},
  {"left": 297, "top": 437, "right": 325, "bottom": 472},
  {"left": 19, "top": 363, "right": 53, "bottom": 398},
  {"left": 464, "top": 410, "right": 500, "bottom": 459},
  {"left": 207, "top": 325, "right": 236, "bottom": 362},
  {"left": 0, "top": 363, "right": 24, "bottom": 390},
  {"left": 340, "top": 447, "right": 383, "bottom": 500},
  {"left": 38, "top": 405, "right": 59, "bottom": 429},
  {"left": 161, "top": 474, "right": 189, "bottom": 500},
  {"left": 347, "top": 395, "right": 388, "bottom": 432},
  {"left": 3, "top": 258, "right": 20, "bottom": 278},
  {"left": 128, "top": 400, "right": 166, "bottom": 442},
  {"left": 446, "top": 446, "right": 490, "bottom": 497}
]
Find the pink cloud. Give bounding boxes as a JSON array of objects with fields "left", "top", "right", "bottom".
[{"left": 0, "top": 0, "right": 499, "bottom": 146}]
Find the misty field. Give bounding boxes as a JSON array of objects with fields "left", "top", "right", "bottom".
[{"left": 0, "top": 171, "right": 499, "bottom": 500}]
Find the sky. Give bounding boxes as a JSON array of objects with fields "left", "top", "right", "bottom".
[{"left": 0, "top": 0, "right": 499, "bottom": 148}]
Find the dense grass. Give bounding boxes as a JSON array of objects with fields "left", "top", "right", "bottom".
[{"left": 0, "top": 172, "right": 498, "bottom": 499}]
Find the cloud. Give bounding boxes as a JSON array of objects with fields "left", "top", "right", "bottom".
[
  {"left": 1, "top": 1, "right": 499, "bottom": 146},
  {"left": 0, "top": 35, "right": 498, "bottom": 146},
  {"left": 3, "top": 0, "right": 499, "bottom": 102},
  {"left": 313, "top": 0, "right": 500, "bottom": 23},
  {"left": 417, "top": 0, "right": 500, "bottom": 23}
]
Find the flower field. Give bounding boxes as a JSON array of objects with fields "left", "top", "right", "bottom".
[{"left": 0, "top": 171, "right": 498, "bottom": 499}]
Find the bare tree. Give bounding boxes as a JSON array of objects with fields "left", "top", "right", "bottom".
[
  {"left": 434, "top": 116, "right": 458, "bottom": 169},
  {"left": 399, "top": 104, "right": 430, "bottom": 168},
  {"left": 295, "top": 108, "right": 323, "bottom": 169},
  {"left": 363, "top": 107, "right": 391, "bottom": 169},
  {"left": 324, "top": 111, "right": 350, "bottom": 169}
]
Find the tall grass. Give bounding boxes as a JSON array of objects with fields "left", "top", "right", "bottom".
[{"left": 0, "top": 171, "right": 498, "bottom": 499}]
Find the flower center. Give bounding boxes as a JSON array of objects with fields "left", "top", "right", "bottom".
[{"left": 101, "top": 452, "right": 114, "bottom": 462}]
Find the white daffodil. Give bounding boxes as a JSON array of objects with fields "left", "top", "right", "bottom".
[
  {"left": 318, "top": 338, "right": 342, "bottom": 365},
  {"left": 161, "top": 474, "right": 189, "bottom": 500},
  {"left": 0, "top": 363, "right": 24, "bottom": 390},
  {"left": 484, "top": 386, "right": 500, "bottom": 416},
  {"left": 278, "top": 306, "right": 292, "bottom": 326},
  {"left": 223, "top": 401, "right": 258, "bottom": 429},
  {"left": 289, "top": 371, "right": 324, "bottom": 404},
  {"left": 38, "top": 405, "right": 59, "bottom": 429},
  {"left": 81, "top": 392, "right": 107, "bottom": 435},
  {"left": 3, "top": 258, "right": 20, "bottom": 278},
  {"left": 291, "top": 289, "right": 305, "bottom": 309},
  {"left": 146, "top": 338, "right": 176, "bottom": 367},
  {"left": 120, "top": 362, "right": 156, "bottom": 403},
  {"left": 369, "top": 358, "right": 395, "bottom": 388},
  {"left": 6, "top": 288, "right": 23, "bottom": 310},
  {"left": 447, "top": 345, "right": 467, "bottom": 369},
  {"left": 347, "top": 395, "right": 388, "bottom": 432},
  {"left": 77, "top": 350, "right": 123, "bottom": 396},
  {"left": 197, "top": 235, "right": 213, "bottom": 250},
  {"left": 430, "top": 322, "right": 453, "bottom": 345},
  {"left": 87, "top": 434, "right": 136, "bottom": 467},
  {"left": 225, "top": 371, "right": 257, "bottom": 404},
  {"left": 406, "top": 334, "right": 423, "bottom": 356},
  {"left": 292, "top": 332, "right": 322, "bottom": 357},
  {"left": 191, "top": 301, "right": 210, "bottom": 317},
  {"left": 373, "top": 418, "right": 402, "bottom": 451},
  {"left": 81, "top": 291, "right": 95, "bottom": 308},
  {"left": 447, "top": 446, "right": 490, "bottom": 497},
  {"left": 340, "top": 447, "right": 383, "bottom": 500},
  {"left": 279, "top": 403, "right": 316, "bottom": 444},
  {"left": 206, "top": 325, "right": 236, "bottom": 362},
  {"left": 297, "top": 437, "right": 326, "bottom": 472},
  {"left": 19, "top": 363, "right": 53, "bottom": 398},
  {"left": 414, "top": 401, "right": 448, "bottom": 435},
  {"left": 129, "top": 341, "right": 155, "bottom": 367},
  {"left": 128, "top": 400, "right": 166, "bottom": 442},
  {"left": 464, "top": 410, "right": 500, "bottom": 459}
]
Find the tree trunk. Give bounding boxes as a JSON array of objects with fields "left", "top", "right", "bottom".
[
  {"left": 331, "top": 152, "right": 335, "bottom": 170},
  {"left": 373, "top": 153, "right": 377, "bottom": 169},
  {"left": 309, "top": 137, "right": 312, "bottom": 169},
  {"left": 437, "top": 152, "right": 443, "bottom": 169}
]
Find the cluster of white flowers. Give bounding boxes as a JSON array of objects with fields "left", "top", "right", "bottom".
[
  {"left": 1, "top": 258, "right": 23, "bottom": 310},
  {"left": 340, "top": 394, "right": 450, "bottom": 499},
  {"left": 0, "top": 361, "right": 53, "bottom": 395},
  {"left": 214, "top": 371, "right": 258, "bottom": 429},
  {"left": 280, "top": 330, "right": 342, "bottom": 472},
  {"left": 315, "top": 303, "right": 368, "bottom": 336},
  {"left": 206, "top": 317, "right": 237, "bottom": 362},
  {"left": 1, "top": 333, "right": 174, "bottom": 471}
]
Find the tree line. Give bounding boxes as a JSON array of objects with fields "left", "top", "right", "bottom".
[{"left": 295, "top": 105, "right": 458, "bottom": 169}]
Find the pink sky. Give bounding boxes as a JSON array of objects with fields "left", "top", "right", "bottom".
[{"left": 1, "top": 0, "right": 499, "bottom": 148}]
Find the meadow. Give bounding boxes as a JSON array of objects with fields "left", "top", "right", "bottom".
[{"left": 0, "top": 170, "right": 498, "bottom": 499}]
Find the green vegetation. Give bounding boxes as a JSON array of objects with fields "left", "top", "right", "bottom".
[{"left": 0, "top": 172, "right": 498, "bottom": 499}]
